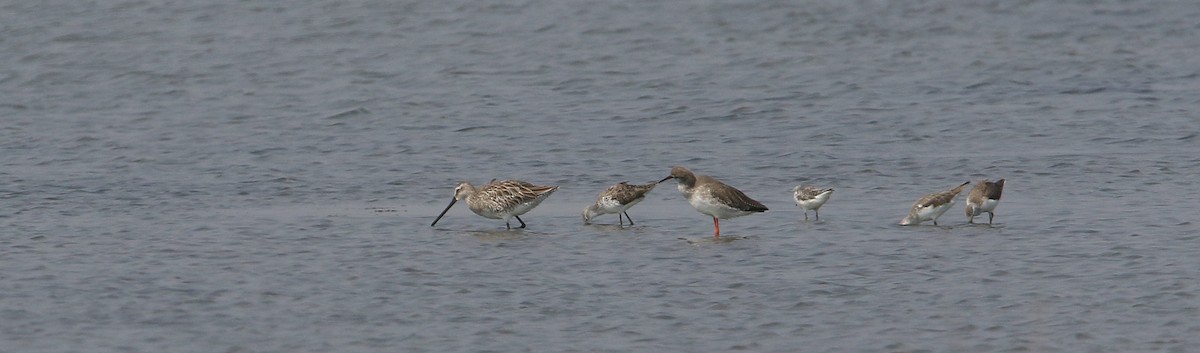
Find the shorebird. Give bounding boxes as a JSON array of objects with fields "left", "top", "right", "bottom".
[
  {"left": 431, "top": 179, "right": 558, "bottom": 229},
  {"left": 899, "top": 181, "right": 970, "bottom": 226},
  {"left": 966, "top": 179, "right": 1005, "bottom": 224},
  {"left": 659, "top": 166, "right": 768, "bottom": 238},
  {"left": 582, "top": 181, "right": 657, "bottom": 225},
  {"left": 792, "top": 185, "right": 834, "bottom": 221}
]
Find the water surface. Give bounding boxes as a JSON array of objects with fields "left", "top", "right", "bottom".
[{"left": 2, "top": 0, "right": 1198, "bottom": 352}]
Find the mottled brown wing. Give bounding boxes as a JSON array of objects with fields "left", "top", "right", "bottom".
[
  {"left": 967, "top": 181, "right": 987, "bottom": 204},
  {"left": 795, "top": 185, "right": 830, "bottom": 201},
  {"left": 707, "top": 179, "right": 768, "bottom": 212},
  {"left": 480, "top": 180, "right": 558, "bottom": 212},
  {"left": 918, "top": 182, "right": 970, "bottom": 208},
  {"left": 607, "top": 182, "right": 657, "bottom": 205}
]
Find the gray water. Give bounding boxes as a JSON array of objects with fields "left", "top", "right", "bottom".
[{"left": 2, "top": 0, "right": 1198, "bottom": 352}]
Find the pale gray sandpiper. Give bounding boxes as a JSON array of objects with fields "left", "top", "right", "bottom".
[
  {"left": 966, "top": 179, "right": 1005, "bottom": 224},
  {"left": 582, "top": 181, "right": 658, "bottom": 225},
  {"left": 659, "top": 166, "right": 768, "bottom": 238},
  {"left": 792, "top": 185, "right": 834, "bottom": 221},
  {"left": 899, "top": 181, "right": 970, "bottom": 226},
  {"left": 431, "top": 179, "right": 558, "bottom": 229}
]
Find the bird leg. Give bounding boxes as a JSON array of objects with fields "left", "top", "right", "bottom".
[
  {"left": 713, "top": 217, "right": 720, "bottom": 239},
  {"left": 515, "top": 215, "right": 527, "bottom": 229},
  {"left": 623, "top": 211, "right": 635, "bottom": 225}
]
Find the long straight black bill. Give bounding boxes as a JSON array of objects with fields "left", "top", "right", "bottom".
[
  {"left": 658, "top": 176, "right": 673, "bottom": 184},
  {"left": 431, "top": 199, "right": 457, "bottom": 226}
]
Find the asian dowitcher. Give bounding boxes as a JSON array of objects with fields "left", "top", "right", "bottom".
[
  {"left": 582, "top": 181, "right": 658, "bottom": 225},
  {"left": 658, "top": 166, "right": 768, "bottom": 238},
  {"left": 792, "top": 185, "right": 834, "bottom": 221},
  {"left": 899, "top": 181, "right": 970, "bottom": 226},
  {"left": 966, "top": 179, "right": 1005, "bottom": 224},
  {"left": 431, "top": 179, "right": 558, "bottom": 229}
]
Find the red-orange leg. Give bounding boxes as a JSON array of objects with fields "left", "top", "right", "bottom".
[{"left": 712, "top": 217, "right": 721, "bottom": 238}]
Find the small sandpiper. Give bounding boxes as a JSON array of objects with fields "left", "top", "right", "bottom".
[
  {"left": 899, "top": 181, "right": 970, "bottom": 226},
  {"left": 431, "top": 179, "right": 558, "bottom": 229},
  {"left": 792, "top": 185, "right": 834, "bottom": 221},
  {"left": 659, "top": 166, "right": 768, "bottom": 238},
  {"left": 966, "top": 179, "right": 1005, "bottom": 224},
  {"left": 583, "top": 181, "right": 658, "bottom": 225}
]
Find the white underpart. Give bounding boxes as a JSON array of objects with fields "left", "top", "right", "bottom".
[
  {"left": 586, "top": 196, "right": 642, "bottom": 223},
  {"left": 688, "top": 186, "right": 754, "bottom": 220},
  {"left": 795, "top": 190, "right": 833, "bottom": 211},
  {"left": 600, "top": 196, "right": 640, "bottom": 214},
  {"left": 979, "top": 198, "right": 1000, "bottom": 213},
  {"left": 967, "top": 198, "right": 1001, "bottom": 217},
  {"left": 507, "top": 198, "right": 545, "bottom": 219},
  {"left": 473, "top": 193, "right": 552, "bottom": 223},
  {"left": 902, "top": 200, "right": 955, "bottom": 225},
  {"left": 469, "top": 203, "right": 505, "bottom": 219}
]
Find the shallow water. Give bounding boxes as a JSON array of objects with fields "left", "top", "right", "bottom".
[{"left": 2, "top": 0, "right": 1199, "bottom": 352}]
